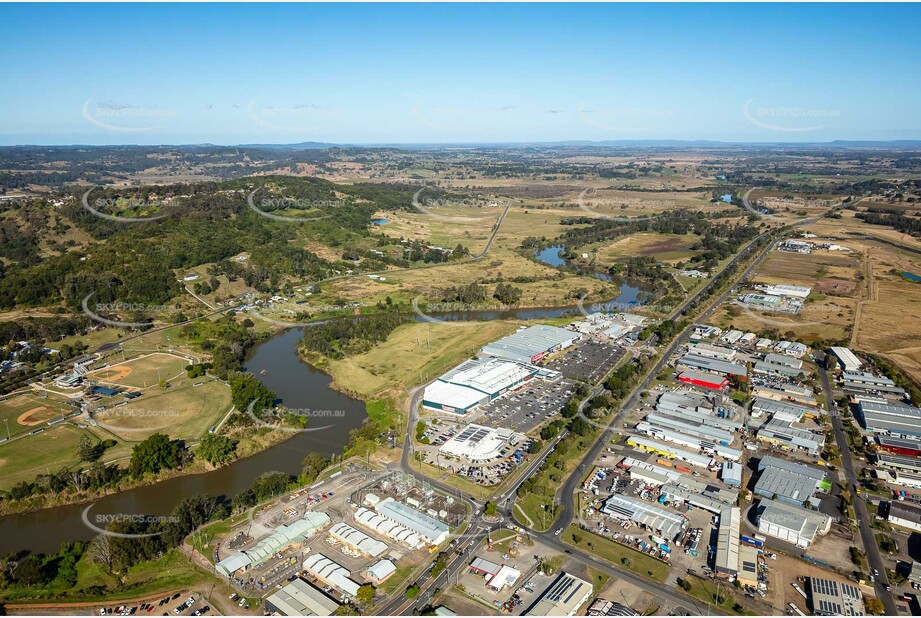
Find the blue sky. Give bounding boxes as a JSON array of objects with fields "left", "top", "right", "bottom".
[{"left": 1, "top": 3, "right": 919, "bottom": 145}]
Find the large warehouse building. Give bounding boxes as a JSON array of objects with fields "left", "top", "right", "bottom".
[
  {"left": 302, "top": 553, "right": 360, "bottom": 597},
  {"left": 888, "top": 501, "right": 921, "bottom": 533},
  {"left": 481, "top": 325, "right": 579, "bottom": 364},
  {"left": 677, "top": 369, "right": 729, "bottom": 390},
  {"left": 829, "top": 347, "right": 863, "bottom": 372},
  {"left": 676, "top": 354, "right": 748, "bottom": 377},
  {"left": 264, "top": 578, "right": 340, "bottom": 616},
  {"left": 754, "top": 456, "right": 826, "bottom": 506},
  {"left": 756, "top": 498, "right": 832, "bottom": 548},
  {"left": 422, "top": 357, "right": 538, "bottom": 414},
  {"left": 328, "top": 522, "right": 388, "bottom": 558},
  {"left": 857, "top": 400, "right": 921, "bottom": 439},
  {"left": 601, "top": 494, "right": 687, "bottom": 541},
  {"left": 762, "top": 284, "right": 812, "bottom": 299},
  {"left": 376, "top": 498, "right": 450, "bottom": 546},
  {"left": 714, "top": 507, "right": 741, "bottom": 577}
]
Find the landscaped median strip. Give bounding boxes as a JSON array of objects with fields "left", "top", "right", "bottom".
[{"left": 561, "top": 524, "right": 669, "bottom": 583}]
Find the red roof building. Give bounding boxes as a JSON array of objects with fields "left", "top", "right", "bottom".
[{"left": 677, "top": 369, "right": 728, "bottom": 390}]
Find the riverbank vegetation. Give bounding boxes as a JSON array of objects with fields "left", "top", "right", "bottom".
[
  {"left": 299, "top": 302, "right": 413, "bottom": 360},
  {"left": 0, "top": 451, "right": 332, "bottom": 604}
]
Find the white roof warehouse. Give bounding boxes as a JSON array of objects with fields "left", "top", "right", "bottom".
[
  {"left": 481, "top": 325, "right": 578, "bottom": 364},
  {"left": 264, "top": 578, "right": 340, "bottom": 616},
  {"left": 422, "top": 357, "right": 538, "bottom": 414},
  {"left": 375, "top": 498, "right": 450, "bottom": 545},
  {"left": 524, "top": 572, "right": 593, "bottom": 616},
  {"left": 858, "top": 400, "right": 921, "bottom": 439}
]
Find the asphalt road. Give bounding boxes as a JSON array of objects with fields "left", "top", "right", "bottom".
[
  {"left": 385, "top": 206, "right": 827, "bottom": 615},
  {"left": 547, "top": 233, "right": 779, "bottom": 536},
  {"left": 817, "top": 360, "right": 898, "bottom": 615}
]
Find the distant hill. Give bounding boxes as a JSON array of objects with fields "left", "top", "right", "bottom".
[{"left": 236, "top": 141, "right": 344, "bottom": 150}]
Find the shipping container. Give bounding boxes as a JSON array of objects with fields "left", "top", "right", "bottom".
[{"left": 741, "top": 535, "right": 764, "bottom": 548}]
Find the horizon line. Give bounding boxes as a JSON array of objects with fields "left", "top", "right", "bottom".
[{"left": 4, "top": 138, "right": 921, "bottom": 149}]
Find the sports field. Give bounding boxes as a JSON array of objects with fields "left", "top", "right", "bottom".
[
  {"left": 0, "top": 393, "right": 78, "bottom": 439},
  {"left": 89, "top": 352, "right": 188, "bottom": 389},
  {"left": 0, "top": 424, "right": 98, "bottom": 490},
  {"left": 93, "top": 380, "right": 231, "bottom": 441}
]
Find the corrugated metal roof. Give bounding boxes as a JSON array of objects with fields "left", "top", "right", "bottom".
[{"left": 481, "top": 325, "right": 577, "bottom": 362}]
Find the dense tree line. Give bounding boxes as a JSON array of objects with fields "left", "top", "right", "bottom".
[
  {"left": 441, "top": 283, "right": 487, "bottom": 304},
  {"left": 857, "top": 211, "right": 921, "bottom": 237},
  {"left": 299, "top": 305, "right": 412, "bottom": 359},
  {"left": 556, "top": 209, "right": 759, "bottom": 254},
  {"left": 493, "top": 283, "right": 522, "bottom": 304},
  {"left": 0, "top": 316, "right": 92, "bottom": 345}
]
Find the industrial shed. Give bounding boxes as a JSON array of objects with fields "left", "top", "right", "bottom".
[
  {"left": 754, "top": 456, "right": 826, "bottom": 506},
  {"left": 676, "top": 354, "right": 747, "bottom": 377},
  {"left": 601, "top": 494, "right": 687, "bottom": 541},
  {"left": 829, "top": 347, "right": 863, "bottom": 372},
  {"left": 857, "top": 400, "right": 921, "bottom": 438},
  {"left": 714, "top": 507, "right": 741, "bottom": 576},
  {"left": 264, "top": 578, "right": 340, "bottom": 616},
  {"left": 328, "top": 522, "right": 388, "bottom": 558},
  {"left": 677, "top": 369, "right": 729, "bottom": 390},
  {"left": 481, "top": 325, "right": 578, "bottom": 364},
  {"left": 755, "top": 498, "right": 832, "bottom": 548},
  {"left": 302, "top": 553, "right": 361, "bottom": 597}
]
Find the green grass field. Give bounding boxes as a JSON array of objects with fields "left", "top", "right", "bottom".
[
  {"left": 515, "top": 493, "right": 557, "bottom": 532},
  {"left": 324, "top": 320, "right": 520, "bottom": 399},
  {"left": 0, "top": 424, "right": 98, "bottom": 490},
  {"left": 89, "top": 352, "right": 189, "bottom": 389},
  {"left": 0, "top": 392, "right": 78, "bottom": 439},
  {"left": 55, "top": 327, "right": 125, "bottom": 352},
  {"left": 94, "top": 379, "right": 231, "bottom": 442},
  {"left": 0, "top": 548, "right": 219, "bottom": 604}
]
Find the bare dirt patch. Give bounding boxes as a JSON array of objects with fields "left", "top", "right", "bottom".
[
  {"left": 16, "top": 406, "right": 52, "bottom": 426},
  {"left": 90, "top": 365, "right": 133, "bottom": 382}
]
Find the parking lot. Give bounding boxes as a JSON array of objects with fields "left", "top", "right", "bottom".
[
  {"left": 452, "top": 532, "right": 552, "bottom": 614},
  {"left": 544, "top": 341, "right": 624, "bottom": 383},
  {"left": 476, "top": 378, "right": 576, "bottom": 434},
  {"left": 415, "top": 421, "right": 536, "bottom": 485},
  {"left": 98, "top": 593, "right": 214, "bottom": 617}
]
